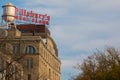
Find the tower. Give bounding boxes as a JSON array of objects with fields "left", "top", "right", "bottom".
[{"left": 2, "top": 2, "right": 16, "bottom": 29}]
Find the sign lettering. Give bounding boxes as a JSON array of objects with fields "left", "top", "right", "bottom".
[{"left": 15, "top": 8, "right": 50, "bottom": 25}]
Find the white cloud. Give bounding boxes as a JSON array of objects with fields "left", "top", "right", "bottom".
[
  {"left": 68, "top": 0, "right": 120, "bottom": 12},
  {"left": 89, "top": 0, "right": 120, "bottom": 11},
  {"left": 62, "top": 60, "right": 77, "bottom": 68},
  {"left": 50, "top": 19, "right": 120, "bottom": 53},
  {"left": 61, "top": 53, "right": 91, "bottom": 79},
  {"left": 13, "top": 0, "right": 120, "bottom": 18},
  {"left": 26, "top": 7, "right": 68, "bottom": 17}
]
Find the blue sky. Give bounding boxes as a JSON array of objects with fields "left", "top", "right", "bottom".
[{"left": 1, "top": 0, "right": 120, "bottom": 80}]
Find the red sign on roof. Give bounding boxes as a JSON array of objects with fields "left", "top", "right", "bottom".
[{"left": 15, "top": 8, "right": 50, "bottom": 25}]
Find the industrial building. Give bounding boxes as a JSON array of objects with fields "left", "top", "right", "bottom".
[{"left": 0, "top": 3, "right": 61, "bottom": 80}]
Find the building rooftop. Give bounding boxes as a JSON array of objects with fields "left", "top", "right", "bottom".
[{"left": 17, "top": 24, "right": 50, "bottom": 35}]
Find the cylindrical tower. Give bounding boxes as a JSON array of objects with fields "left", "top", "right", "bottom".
[{"left": 2, "top": 3, "right": 16, "bottom": 23}]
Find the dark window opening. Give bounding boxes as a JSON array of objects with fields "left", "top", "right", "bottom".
[
  {"left": 13, "top": 45, "right": 20, "bottom": 54},
  {"left": 24, "top": 46, "right": 36, "bottom": 54},
  {"left": 28, "top": 74, "right": 31, "bottom": 80}
]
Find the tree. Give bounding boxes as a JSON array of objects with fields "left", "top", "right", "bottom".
[
  {"left": 73, "top": 47, "right": 120, "bottom": 80},
  {"left": 0, "top": 35, "right": 24, "bottom": 80}
]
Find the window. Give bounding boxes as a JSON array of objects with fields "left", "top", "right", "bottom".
[
  {"left": 28, "top": 74, "right": 31, "bottom": 80},
  {"left": 0, "top": 58, "right": 3, "bottom": 78},
  {"left": 20, "top": 30, "right": 25, "bottom": 33},
  {"left": 26, "top": 59, "right": 29, "bottom": 68},
  {"left": 30, "top": 59, "right": 33, "bottom": 68},
  {"left": 0, "top": 43, "right": 6, "bottom": 49},
  {"left": 24, "top": 46, "right": 36, "bottom": 54},
  {"left": 49, "top": 69, "right": 51, "bottom": 79},
  {"left": 26, "top": 59, "right": 33, "bottom": 68},
  {"left": 13, "top": 45, "right": 20, "bottom": 54}
]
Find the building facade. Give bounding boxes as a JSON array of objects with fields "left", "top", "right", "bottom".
[{"left": 0, "top": 24, "right": 61, "bottom": 80}]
